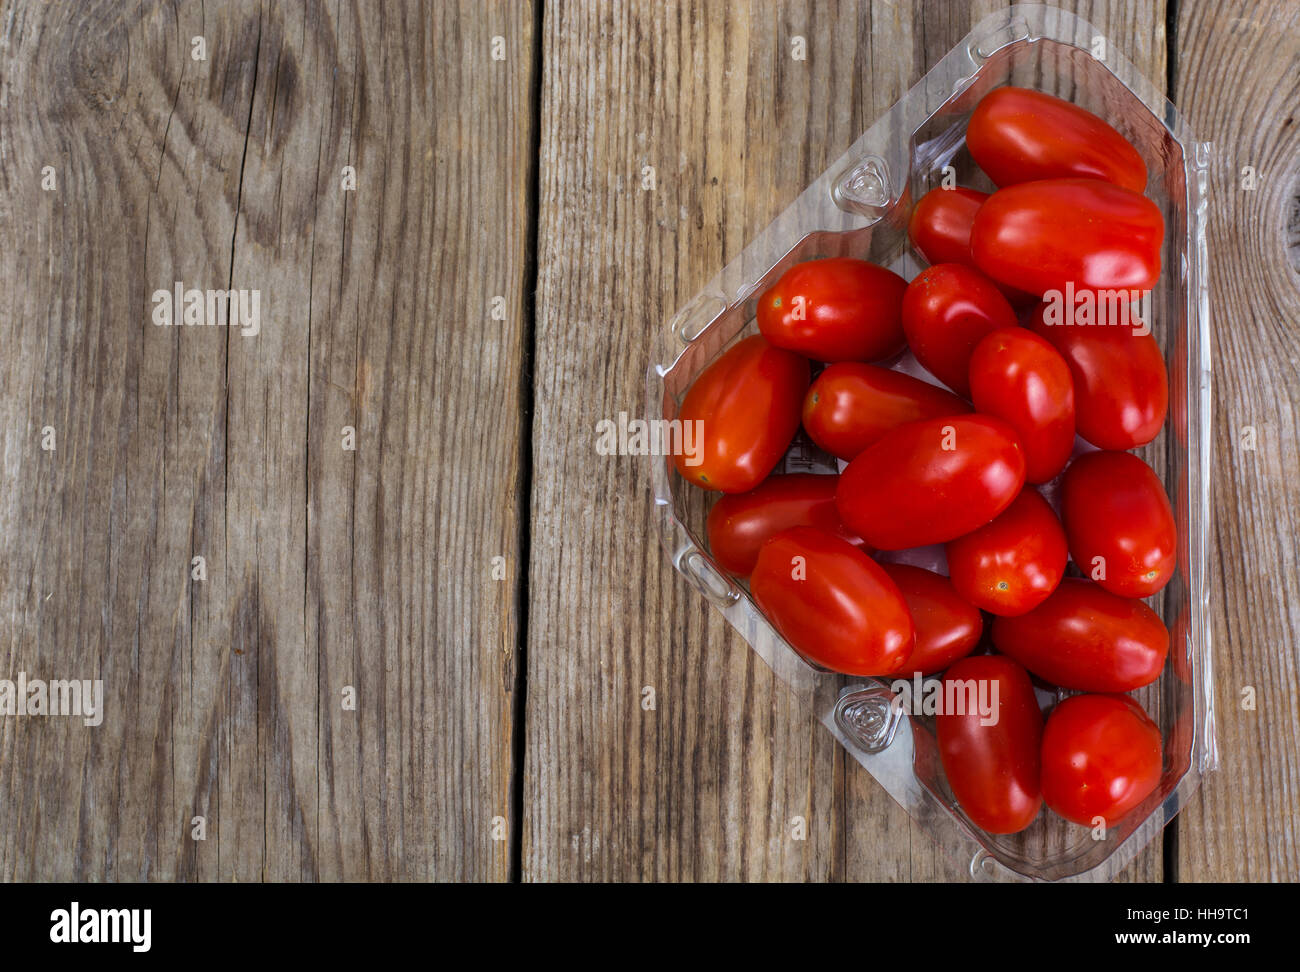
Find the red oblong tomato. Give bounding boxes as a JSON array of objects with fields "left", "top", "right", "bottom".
[
  {"left": 1041, "top": 694, "right": 1162, "bottom": 827},
  {"left": 751, "top": 527, "right": 913, "bottom": 676},
  {"left": 936, "top": 655, "right": 1043, "bottom": 834},
  {"left": 945, "top": 489, "right": 1067, "bottom": 617},
  {"left": 909, "top": 187, "right": 992, "bottom": 265},
  {"left": 1061, "top": 450, "right": 1177, "bottom": 598},
  {"left": 1025, "top": 303, "right": 1168, "bottom": 450},
  {"left": 991, "top": 578, "right": 1169, "bottom": 692},
  {"left": 880, "top": 563, "right": 982, "bottom": 676},
  {"left": 757, "top": 257, "right": 908, "bottom": 362},
  {"left": 908, "top": 187, "right": 1035, "bottom": 308},
  {"left": 968, "top": 327, "right": 1075, "bottom": 483},
  {"left": 971, "top": 179, "right": 1164, "bottom": 296},
  {"left": 802, "top": 363, "right": 970, "bottom": 461},
  {"left": 706, "top": 474, "right": 855, "bottom": 577},
  {"left": 901, "top": 264, "right": 1018, "bottom": 396},
  {"left": 674, "top": 335, "right": 809, "bottom": 493},
  {"left": 836, "top": 414, "right": 1025, "bottom": 550},
  {"left": 967, "top": 86, "right": 1147, "bottom": 192}
]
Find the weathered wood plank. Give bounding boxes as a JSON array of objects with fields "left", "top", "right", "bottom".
[
  {"left": 526, "top": 0, "right": 1171, "bottom": 881},
  {"left": 0, "top": 0, "right": 533, "bottom": 881},
  {"left": 292, "top": 0, "right": 534, "bottom": 884},
  {"left": 1172, "top": 0, "right": 1300, "bottom": 881},
  {"left": 525, "top": 0, "right": 847, "bottom": 881}
]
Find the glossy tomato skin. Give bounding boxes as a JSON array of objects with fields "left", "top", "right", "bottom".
[
  {"left": 909, "top": 187, "right": 991, "bottom": 265},
  {"left": 970, "top": 179, "right": 1164, "bottom": 296},
  {"left": 1041, "top": 694, "right": 1162, "bottom": 827},
  {"left": 945, "top": 489, "right": 1067, "bottom": 616},
  {"left": 991, "top": 578, "right": 1169, "bottom": 691},
  {"left": 901, "top": 264, "right": 1018, "bottom": 396},
  {"left": 802, "top": 363, "right": 970, "bottom": 461},
  {"left": 880, "top": 564, "right": 982, "bottom": 676},
  {"left": 750, "top": 527, "right": 913, "bottom": 676},
  {"left": 706, "top": 474, "right": 854, "bottom": 577},
  {"left": 837, "top": 415, "right": 1025, "bottom": 550},
  {"left": 1025, "top": 303, "right": 1168, "bottom": 450},
  {"left": 968, "top": 327, "right": 1075, "bottom": 483},
  {"left": 936, "top": 655, "right": 1043, "bottom": 834},
  {"left": 674, "top": 336, "right": 809, "bottom": 493},
  {"left": 908, "top": 187, "right": 1036, "bottom": 308},
  {"left": 757, "top": 257, "right": 908, "bottom": 362},
  {"left": 1061, "top": 451, "right": 1177, "bottom": 598},
  {"left": 967, "top": 86, "right": 1147, "bottom": 192}
]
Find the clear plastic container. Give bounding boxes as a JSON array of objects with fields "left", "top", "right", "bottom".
[{"left": 646, "top": 4, "right": 1216, "bottom": 882}]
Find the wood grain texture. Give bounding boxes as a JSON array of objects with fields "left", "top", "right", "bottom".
[
  {"left": 0, "top": 0, "right": 534, "bottom": 881},
  {"left": 3, "top": 0, "right": 1296, "bottom": 884},
  {"left": 525, "top": 0, "right": 848, "bottom": 881},
  {"left": 524, "top": 0, "right": 1175, "bottom": 882},
  {"left": 1171, "top": 0, "right": 1300, "bottom": 881}
]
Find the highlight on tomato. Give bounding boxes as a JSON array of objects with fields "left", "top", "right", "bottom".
[
  {"left": 968, "top": 327, "right": 1075, "bottom": 484},
  {"left": 750, "top": 527, "right": 913, "bottom": 677},
  {"left": 945, "top": 488, "right": 1067, "bottom": 617},
  {"left": 757, "top": 257, "right": 908, "bottom": 362},
  {"left": 880, "top": 563, "right": 982, "bottom": 677},
  {"left": 901, "top": 263, "right": 1018, "bottom": 396},
  {"left": 1061, "top": 450, "right": 1177, "bottom": 598},
  {"left": 991, "top": 578, "right": 1169, "bottom": 692},
  {"left": 1040, "top": 694, "right": 1163, "bottom": 827},
  {"left": 936, "top": 655, "right": 1044, "bottom": 834},
  {"left": 802, "top": 362, "right": 970, "bottom": 462},
  {"left": 907, "top": 186, "right": 1035, "bottom": 307},
  {"left": 1025, "top": 301, "right": 1167, "bottom": 451},
  {"left": 706, "top": 474, "right": 855, "bottom": 577},
  {"left": 971, "top": 178, "right": 1164, "bottom": 296},
  {"left": 967, "top": 86, "right": 1147, "bottom": 191},
  {"left": 674, "top": 335, "right": 809, "bottom": 493},
  {"left": 836, "top": 414, "right": 1026, "bottom": 550}
]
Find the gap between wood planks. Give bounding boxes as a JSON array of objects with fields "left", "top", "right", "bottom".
[{"left": 509, "top": 0, "right": 546, "bottom": 885}]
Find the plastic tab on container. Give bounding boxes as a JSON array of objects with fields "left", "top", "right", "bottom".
[
  {"left": 970, "top": 849, "right": 1001, "bottom": 881},
  {"left": 669, "top": 293, "right": 727, "bottom": 345},
  {"left": 969, "top": 16, "right": 1031, "bottom": 63},
  {"left": 834, "top": 686, "right": 902, "bottom": 754},
  {"left": 681, "top": 548, "right": 739, "bottom": 606},
  {"left": 832, "top": 155, "right": 893, "bottom": 221}
]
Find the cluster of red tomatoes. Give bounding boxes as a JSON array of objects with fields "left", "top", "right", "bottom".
[{"left": 674, "top": 87, "right": 1175, "bottom": 835}]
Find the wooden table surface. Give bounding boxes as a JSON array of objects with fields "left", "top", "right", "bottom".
[{"left": 1, "top": 0, "right": 1296, "bottom": 882}]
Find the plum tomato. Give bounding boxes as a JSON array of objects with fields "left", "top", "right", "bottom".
[
  {"left": 1060, "top": 450, "right": 1177, "bottom": 598},
  {"left": 968, "top": 327, "right": 1075, "bottom": 484},
  {"left": 909, "top": 187, "right": 992, "bottom": 266},
  {"left": 836, "top": 414, "right": 1026, "bottom": 550},
  {"left": 967, "top": 86, "right": 1147, "bottom": 191},
  {"left": 880, "top": 563, "right": 982, "bottom": 677},
  {"left": 936, "top": 655, "right": 1043, "bottom": 834},
  {"left": 971, "top": 178, "right": 1164, "bottom": 296},
  {"left": 757, "top": 257, "right": 908, "bottom": 362},
  {"left": 750, "top": 527, "right": 913, "bottom": 676},
  {"left": 705, "top": 473, "right": 855, "bottom": 577},
  {"left": 907, "top": 187, "right": 1036, "bottom": 307},
  {"left": 901, "top": 263, "right": 1018, "bottom": 396},
  {"left": 1025, "top": 302, "right": 1167, "bottom": 450},
  {"left": 945, "top": 489, "right": 1067, "bottom": 616},
  {"left": 1041, "top": 694, "right": 1162, "bottom": 827},
  {"left": 674, "top": 335, "right": 809, "bottom": 493},
  {"left": 991, "top": 578, "right": 1169, "bottom": 692},
  {"left": 802, "top": 362, "right": 970, "bottom": 461}
]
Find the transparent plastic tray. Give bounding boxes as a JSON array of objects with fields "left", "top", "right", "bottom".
[{"left": 646, "top": 4, "right": 1215, "bottom": 882}]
